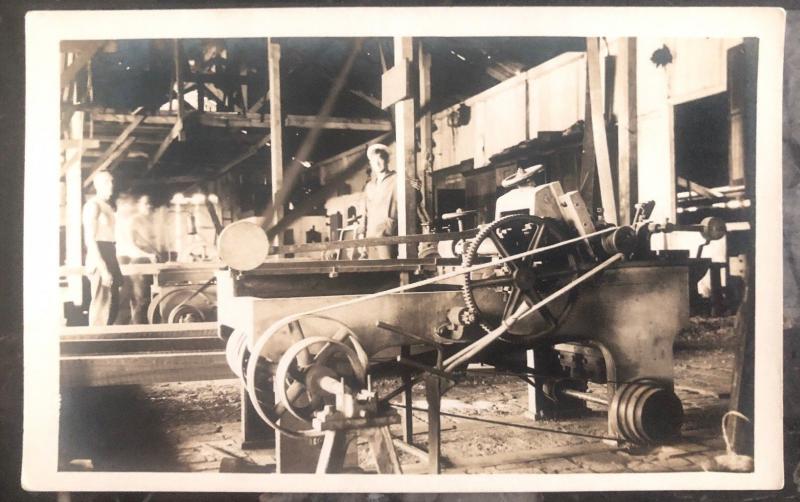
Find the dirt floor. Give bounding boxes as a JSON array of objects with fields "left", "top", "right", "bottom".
[{"left": 57, "top": 316, "right": 754, "bottom": 476}]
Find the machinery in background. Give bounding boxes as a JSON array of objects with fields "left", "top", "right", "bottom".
[{"left": 214, "top": 163, "right": 727, "bottom": 473}]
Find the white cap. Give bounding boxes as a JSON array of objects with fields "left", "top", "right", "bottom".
[{"left": 366, "top": 143, "right": 390, "bottom": 160}]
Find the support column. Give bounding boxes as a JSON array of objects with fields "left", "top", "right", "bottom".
[
  {"left": 616, "top": 38, "right": 638, "bottom": 225},
  {"left": 586, "top": 37, "right": 618, "bottom": 225},
  {"left": 65, "top": 111, "right": 84, "bottom": 306},
  {"left": 393, "top": 37, "right": 418, "bottom": 258},
  {"left": 268, "top": 38, "right": 284, "bottom": 245},
  {"left": 173, "top": 39, "right": 186, "bottom": 141},
  {"left": 417, "top": 43, "right": 433, "bottom": 225}
]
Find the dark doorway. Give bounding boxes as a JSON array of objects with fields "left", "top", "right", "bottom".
[{"left": 673, "top": 92, "right": 731, "bottom": 190}]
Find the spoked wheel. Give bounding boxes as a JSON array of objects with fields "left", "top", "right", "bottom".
[
  {"left": 244, "top": 315, "right": 368, "bottom": 438},
  {"left": 461, "top": 214, "right": 580, "bottom": 343},
  {"left": 147, "top": 287, "right": 214, "bottom": 324},
  {"left": 275, "top": 336, "right": 367, "bottom": 423}
]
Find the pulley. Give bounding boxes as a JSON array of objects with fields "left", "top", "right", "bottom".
[{"left": 608, "top": 379, "right": 683, "bottom": 445}]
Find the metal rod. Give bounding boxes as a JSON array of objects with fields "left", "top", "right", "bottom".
[
  {"left": 396, "top": 357, "right": 457, "bottom": 382},
  {"left": 560, "top": 388, "right": 609, "bottom": 406},
  {"left": 389, "top": 404, "right": 616, "bottom": 442}
]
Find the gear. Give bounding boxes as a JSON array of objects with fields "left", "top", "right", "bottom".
[{"left": 461, "top": 214, "right": 579, "bottom": 343}]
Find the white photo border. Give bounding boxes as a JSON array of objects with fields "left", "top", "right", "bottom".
[{"left": 23, "top": 6, "right": 786, "bottom": 493}]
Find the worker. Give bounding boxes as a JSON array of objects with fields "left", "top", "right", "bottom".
[
  {"left": 359, "top": 143, "right": 403, "bottom": 259},
  {"left": 116, "top": 193, "right": 158, "bottom": 324},
  {"left": 82, "top": 170, "right": 123, "bottom": 326}
]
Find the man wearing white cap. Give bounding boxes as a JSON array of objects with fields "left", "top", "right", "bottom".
[{"left": 360, "top": 143, "right": 401, "bottom": 259}]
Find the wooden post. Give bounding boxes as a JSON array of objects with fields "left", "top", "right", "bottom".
[
  {"left": 425, "top": 374, "right": 441, "bottom": 474},
  {"left": 393, "top": 37, "right": 418, "bottom": 258},
  {"left": 586, "top": 37, "right": 618, "bottom": 225},
  {"left": 65, "top": 111, "right": 84, "bottom": 306},
  {"left": 400, "top": 345, "right": 413, "bottom": 444},
  {"left": 173, "top": 39, "right": 185, "bottom": 141},
  {"left": 268, "top": 38, "right": 284, "bottom": 245},
  {"left": 616, "top": 38, "right": 638, "bottom": 225},
  {"left": 417, "top": 43, "right": 433, "bottom": 224}
]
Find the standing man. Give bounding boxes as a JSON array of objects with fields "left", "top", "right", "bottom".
[
  {"left": 83, "top": 170, "right": 123, "bottom": 326},
  {"left": 360, "top": 143, "right": 399, "bottom": 259},
  {"left": 116, "top": 193, "right": 158, "bottom": 324}
]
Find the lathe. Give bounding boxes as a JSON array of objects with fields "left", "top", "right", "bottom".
[{"left": 215, "top": 164, "right": 726, "bottom": 474}]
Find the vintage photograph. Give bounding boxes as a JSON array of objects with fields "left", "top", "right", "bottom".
[{"left": 22, "top": 7, "right": 786, "bottom": 494}]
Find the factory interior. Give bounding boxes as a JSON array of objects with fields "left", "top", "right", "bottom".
[{"left": 56, "top": 35, "right": 760, "bottom": 477}]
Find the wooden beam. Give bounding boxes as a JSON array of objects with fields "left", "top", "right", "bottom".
[
  {"left": 184, "top": 134, "right": 271, "bottom": 192},
  {"left": 90, "top": 111, "right": 180, "bottom": 126},
  {"left": 174, "top": 40, "right": 186, "bottom": 140},
  {"left": 90, "top": 109, "right": 388, "bottom": 132},
  {"left": 284, "top": 115, "right": 391, "bottom": 131},
  {"left": 393, "top": 37, "right": 417, "bottom": 258},
  {"left": 248, "top": 95, "right": 267, "bottom": 114},
  {"left": 83, "top": 136, "right": 135, "bottom": 188},
  {"left": 60, "top": 139, "right": 100, "bottom": 151},
  {"left": 61, "top": 337, "right": 224, "bottom": 356},
  {"left": 586, "top": 37, "right": 618, "bottom": 225},
  {"left": 616, "top": 38, "right": 638, "bottom": 225},
  {"left": 60, "top": 351, "right": 231, "bottom": 387},
  {"left": 60, "top": 322, "right": 218, "bottom": 340},
  {"left": 268, "top": 38, "right": 284, "bottom": 239},
  {"left": 61, "top": 41, "right": 105, "bottom": 89},
  {"left": 65, "top": 111, "right": 84, "bottom": 305},
  {"left": 83, "top": 114, "right": 145, "bottom": 188},
  {"left": 417, "top": 43, "right": 433, "bottom": 223},
  {"left": 147, "top": 118, "right": 184, "bottom": 172}
]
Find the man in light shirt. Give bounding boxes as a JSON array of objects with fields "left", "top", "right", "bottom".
[
  {"left": 116, "top": 193, "right": 158, "bottom": 324},
  {"left": 82, "top": 170, "right": 123, "bottom": 326}
]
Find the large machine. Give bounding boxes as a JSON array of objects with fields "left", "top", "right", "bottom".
[{"left": 214, "top": 164, "right": 726, "bottom": 474}]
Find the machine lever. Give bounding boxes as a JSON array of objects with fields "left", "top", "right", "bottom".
[
  {"left": 395, "top": 357, "right": 458, "bottom": 382},
  {"left": 375, "top": 320, "right": 456, "bottom": 346}
]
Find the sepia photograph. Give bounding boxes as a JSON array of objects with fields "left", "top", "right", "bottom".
[{"left": 22, "top": 7, "right": 785, "bottom": 494}]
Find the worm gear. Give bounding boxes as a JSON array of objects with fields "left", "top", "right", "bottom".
[{"left": 461, "top": 214, "right": 580, "bottom": 343}]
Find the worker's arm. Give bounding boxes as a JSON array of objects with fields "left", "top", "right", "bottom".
[{"left": 82, "top": 201, "right": 112, "bottom": 284}]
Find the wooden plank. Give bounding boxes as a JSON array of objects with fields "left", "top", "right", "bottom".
[
  {"left": 61, "top": 336, "right": 224, "bottom": 356},
  {"left": 91, "top": 111, "right": 180, "bottom": 126},
  {"left": 147, "top": 118, "right": 184, "bottom": 171},
  {"left": 61, "top": 139, "right": 100, "bottom": 151},
  {"left": 84, "top": 115, "right": 145, "bottom": 187},
  {"left": 268, "top": 38, "right": 284, "bottom": 242},
  {"left": 417, "top": 44, "right": 433, "bottom": 220},
  {"left": 394, "top": 37, "right": 417, "bottom": 259},
  {"left": 425, "top": 375, "right": 441, "bottom": 474},
  {"left": 61, "top": 42, "right": 104, "bottom": 89},
  {"left": 173, "top": 40, "right": 186, "bottom": 140},
  {"left": 60, "top": 322, "right": 218, "bottom": 340},
  {"left": 616, "top": 38, "right": 638, "bottom": 225},
  {"left": 65, "top": 111, "right": 84, "bottom": 305},
  {"left": 82, "top": 135, "right": 135, "bottom": 188},
  {"left": 248, "top": 95, "right": 266, "bottom": 114},
  {"left": 284, "top": 115, "right": 391, "bottom": 131},
  {"left": 185, "top": 134, "right": 271, "bottom": 192},
  {"left": 586, "top": 37, "right": 618, "bottom": 225},
  {"left": 60, "top": 351, "right": 232, "bottom": 387},
  {"left": 59, "top": 260, "right": 220, "bottom": 277}
]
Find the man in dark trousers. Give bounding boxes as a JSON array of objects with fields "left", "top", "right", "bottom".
[{"left": 82, "top": 170, "right": 123, "bottom": 325}]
